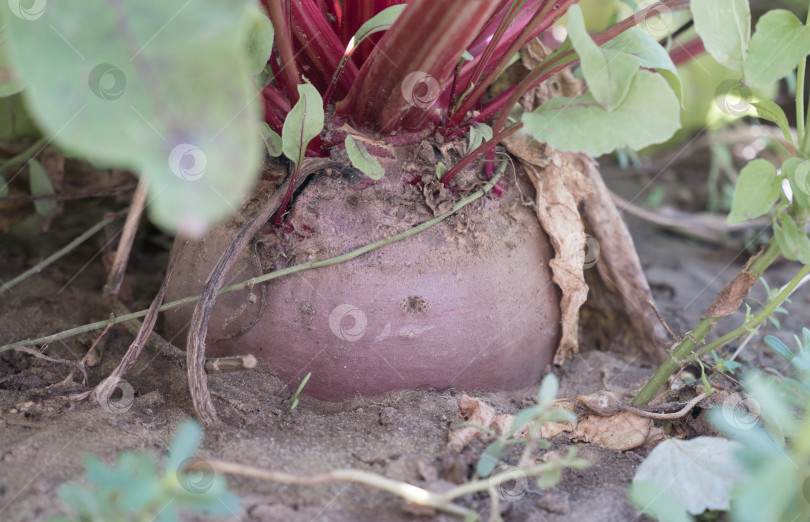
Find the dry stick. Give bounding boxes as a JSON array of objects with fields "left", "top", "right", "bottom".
[
  {"left": 633, "top": 241, "right": 784, "bottom": 405},
  {"left": 622, "top": 393, "right": 708, "bottom": 420},
  {"left": 186, "top": 159, "right": 341, "bottom": 426},
  {"left": 104, "top": 177, "right": 149, "bottom": 297},
  {"left": 0, "top": 168, "right": 507, "bottom": 355},
  {"left": 91, "top": 240, "right": 187, "bottom": 405},
  {"left": 1, "top": 210, "right": 126, "bottom": 294},
  {"left": 205, "top": 355, "right": 257, "bottom": 374},
  {"left": 196, "top": 455, "right": 584, "bottom": 520},
  {"left": 0, "top": 183, "right": 137, "bottom": 201},
  {"left": 11, "top": 346, "right": 88, "bottom": 384},
  {"left": 646, "top": 299, "right": 680, "bottom": 342}
]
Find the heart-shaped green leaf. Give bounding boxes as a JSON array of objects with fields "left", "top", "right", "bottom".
[
  {"left": 745, "top": 10, "right": 810, "bottom": 87},
  {"left": 282, "top": 84, "right": 324, "bottom": 167},
  {"left": 567, "top": 5, "right": 639, "bottom": 112},
  {"left": 522, "top": 70, "right": 681, "bottom": 156},
  {"left": 691, "top": 0, "right": 750, "bottom": 73},
  {"left": 727, "top": 159, "right": 780, "bottom": 225}
]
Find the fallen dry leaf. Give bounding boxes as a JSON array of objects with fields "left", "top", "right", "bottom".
[
  {"left": 572, "top": 412, "right": 652, "bottom": 451},
  {"left": 448, "top": 394, "right": 496, "bottom": 451}
]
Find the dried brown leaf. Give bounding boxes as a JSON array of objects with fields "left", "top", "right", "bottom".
[
  {"left": 448, "top": 394, "right": 496, "bottom": 451},
  {"left": 572, "top": 412, "right": 651, "bottom": 451}
]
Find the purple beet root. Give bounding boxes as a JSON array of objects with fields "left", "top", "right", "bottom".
[{"left": 164, "top": 166, "right": 561, "bottom": 400}]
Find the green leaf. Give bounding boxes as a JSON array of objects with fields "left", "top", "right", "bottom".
[
  {"left": 507, "top": 405, "right": 543, "bottom": 438},
  {"left": 344, "top": 135, "right": 384, "bottom": 180},
  {"left": 349, "top": 5, "right": 406, "bottom": 49},
  {"left": 467, "top": 122, "right": 492, "bottom": 154},
  {"left": 435, "top": 161, "right": 446, "bottom": 180},
  {"left": 765, "top": 335, "right": 796, "bottom": 362},
  {"left": 244, "top": 4, "right": 274, "bottom": 75},
  {"left": 773, "top": 214, "right": 810, "bottom": 263},
  {"left": 522, "top": 70, "right": 681, "bottom": 156},
  {"left": 476, "top": 439, "right": 505, "bottom": 477},
  {"left": 166, "top": 420, "right": 203, "bottom": 475},
  {"left": 727, "top": 159, "right": 780, "bottom": 225},
  {"left": 282, "top": 84, "right": 324, "bottom": 167},
  {"left": 536, "top": 466, "right": 562, "bottom": 489},
  {"left": 783, "top": 157, "right": 810, "bottom": 211},
  {"left": 4, "top": 0, "right": 264, "bottom": 233},
  {"left": 567, "top": 5, "right": 639, "bottom": 111},
  {"left": 628, "top": 481, "right": 694, "bottom": 522},
  {"left": 58, "top": 483, "right": 102, "bottom": 517},
  {"left": 600, "top": 28, "right": 683, "bottom": 105},
  {"left": 0, "top": 24, "right": 24, "bottom": 97},
  {"left": 537, "top": 373, "right": 559, "bottom": 407},
  {"left": 691, "top": 0, "right": 750, "bottom": 73},
  {"left": 28, "top": 158, "right": 56, "bottom": 216},
  {"left": 260, "top": 123, "right": 282, "bottom": 157},
  {"left": 744, "top": 10, "right": 810, "bottom": 87},
  {"left": 752, "top": 101, "right": 793, "bottom": 142}
]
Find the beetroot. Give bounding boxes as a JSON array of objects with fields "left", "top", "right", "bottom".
[{"left": 164, "top": 162, "right": 560, "bottom": 399}]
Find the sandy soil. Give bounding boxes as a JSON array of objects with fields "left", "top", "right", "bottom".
[{"left": 1, "top": 157, "right": 807, "bottom": 522}]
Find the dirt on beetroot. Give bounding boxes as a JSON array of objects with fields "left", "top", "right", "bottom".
[{"left": 1, "top": 153, "right": 808, "bottom": 521}]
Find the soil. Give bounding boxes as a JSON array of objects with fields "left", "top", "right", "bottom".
[{"left": 1, "top": 151, "right": 808, "bottom": 521}]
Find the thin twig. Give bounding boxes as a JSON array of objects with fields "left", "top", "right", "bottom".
[
  {"left": 104, "top": 178, "right": 149, "bottom": 297},
  {"left": 0, "top": 183, "right": 136, "bottom": 201},
  {"left": 205, "top": 355, "right": 257, "bottom": 373},
  {"left": 646, "top": 299, "right": 680, "bottom": 341},
  {"left": 623, "top": 393, "right": 708, "bottom": 420},
  {"left": 1, "top": 210, "right": 126, "bottom": 294},
  {"left": 11, "top": 346, "right": 88, "bottom": 384},
  {"left": 92, "top": 240, "right": 187, "bottom": 405}
]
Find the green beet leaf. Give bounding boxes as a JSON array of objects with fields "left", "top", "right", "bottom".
[
  {"left": 344, "top": 135, "right": 384, "bottom": 180},
  {"left": 600, "top": 28, "right": 683, "bottom": 105},
  {"left": 522, "top": 70, "right": 680, "bottom": 156},
  {"left": 567, "top": 5, "right": 638, "bottom": 112},
  {"left": 744, "top": 10, "right": 810, "bottom": 88},
  {"left": 691, "top": 0, "right": 750, "bottom": 73},
  {"left": 282, "top": 84, "right": 324, "bottom": 167},
  {"left": 244, "top": 4, "right": 274, "bottom": 76},
  {"left": 727, "top": 159, "right": 781, "bottom": 225},
  {"left": 4, "top": 0, "right": 264, "bottom": 233},
  {"left": 774, "top": 214, "right": 810, "bottom": 264},
  {"left": 28, "top": 157, "right": 56, "bottom": 216},
  {"left": 752, "top": 101, "right": 793, "bottom": 143}
]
